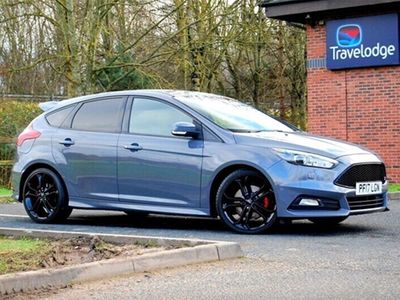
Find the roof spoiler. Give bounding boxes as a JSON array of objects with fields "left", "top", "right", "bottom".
[{"left": 39, "top": 101, "right": 59, "bottom": 112}]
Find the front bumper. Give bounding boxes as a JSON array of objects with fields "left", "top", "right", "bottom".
[{"left": 267, "top": 157, "right": 388, "bottom": 219}]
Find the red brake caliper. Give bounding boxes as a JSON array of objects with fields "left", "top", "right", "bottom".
[{"left": 263, "top": 196, "right": 270, "bottom": 208}]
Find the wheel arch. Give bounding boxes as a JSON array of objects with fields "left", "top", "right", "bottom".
[
  {"left": 209, "top": 163, "right": 274, "bottom": 217},
  {"left": 19, "top": 162, "right": 68, "bottom": 203}
]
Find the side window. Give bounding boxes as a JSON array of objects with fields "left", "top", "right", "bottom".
[
  {"left": 46, "top": 105, "right": 75, "bottom": 128},
  {"left": 71, "top": 98, "right": 125, "bottom": 133},
  {"left": 129, "top": 98, "right": 193, "bottom": 137}
]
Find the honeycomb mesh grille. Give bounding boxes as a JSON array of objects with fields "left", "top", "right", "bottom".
[{"left": 335, "top": 164, "right": 386, "bottom": 188}]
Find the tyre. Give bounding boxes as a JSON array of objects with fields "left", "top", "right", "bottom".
[
  {"left": 308, "top": 217, "right": 347, "bottom": 226},
  {"left": 216, "top": 169, "right": 277, "bottom": 234},
  {"left": 22, "top": 168, "right": 72, "bottom": 223}
]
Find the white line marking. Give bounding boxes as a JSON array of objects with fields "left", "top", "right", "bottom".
[
  {"left": 0, "top": 227, "right": 224, "bottom": 244},
  {"left": 0, "top": 214, "right": 28, "bottom": 218}
]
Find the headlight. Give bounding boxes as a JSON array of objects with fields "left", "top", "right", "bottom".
[{"left": 273, "top": 148, "right": 338, "bottom": 169}]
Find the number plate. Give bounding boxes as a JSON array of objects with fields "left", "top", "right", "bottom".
[{"left": 355, "top": 181, "right": 382, "bottom": 196}]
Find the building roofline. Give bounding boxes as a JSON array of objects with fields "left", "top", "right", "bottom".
[
  {"left": 261, "top": 0, "right": 400, "bottom": 24},
  {"left": 260, "top": 0, "right": 315, "bottom": 7}
]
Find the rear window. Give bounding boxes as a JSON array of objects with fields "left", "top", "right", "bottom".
[
  {"left": 71, "top": 98, "right": 125, "bottom": 133},
  {"left": 45, "top": 105, "right": 76, "bottom": 127}
]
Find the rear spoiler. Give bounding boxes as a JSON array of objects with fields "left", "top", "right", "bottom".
[{"left": 39, "top": 101, "right": 59, "bottom": 112}]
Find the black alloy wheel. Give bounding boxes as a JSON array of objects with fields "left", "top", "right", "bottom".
[
  {"left": 216, "top": 169, "right": 277, "bottom": 234},
  {"left": 22, "top": 168, "right": 72, "bottom": 223}
]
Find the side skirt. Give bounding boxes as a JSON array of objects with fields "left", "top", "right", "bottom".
[{"left": 69, "top": 197, "right": 210, "bottom": 217}]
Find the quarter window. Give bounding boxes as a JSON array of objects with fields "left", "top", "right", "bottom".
[
  {"left": 71, "top": 98, "right": 125, "bottom": 133},
  {"left": 46, "top": 105, "right": 75, "bottom": 127},
  {"left": 129, "top": 98, "right": 193, "bottom": 136}
]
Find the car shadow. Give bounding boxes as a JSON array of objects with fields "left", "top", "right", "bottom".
[
  {"left": 268, "top": 221, "right": 379, "bottom": 236},
  {"left": 66, "top": 212, "right": 226, "bottom": 232},
  {"left": 62, "top": 211, "right": 383, "bottom": 237}
]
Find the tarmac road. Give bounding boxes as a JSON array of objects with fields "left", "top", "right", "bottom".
[{"left": 1, "top": 200, "right": 400, "bottom": 299}]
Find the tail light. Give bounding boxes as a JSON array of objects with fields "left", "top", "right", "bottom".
[{"left": 17, "top": 125, "right": 41, "bottom": 146}]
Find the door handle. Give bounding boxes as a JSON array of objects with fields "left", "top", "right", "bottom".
[
  {"left": 59, "top": 138, "right": 75, "bottom": 146},
  {"left": 124, "top": 143, "right": 143, "bottom": 151}
]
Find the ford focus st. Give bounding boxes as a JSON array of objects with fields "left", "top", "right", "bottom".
[{"left": 12, "top": 90, "right": 389, "bottom": 234}]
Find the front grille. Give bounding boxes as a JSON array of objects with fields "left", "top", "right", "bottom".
[
  {"left": 347, "top": 195, "right": 384, "bottom": 210},
  {"left": 335, "top": 163, "right": 386, "bottom": 188}
]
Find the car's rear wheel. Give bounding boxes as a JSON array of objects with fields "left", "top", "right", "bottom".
[
  {"left": 216, "top": 169, "right": 277, "bottom": 234},
  {"left": 22, "top": 168, "right": 72, "bottom": 223},
  {"left": 308, "top": 217, "right": 347, "bottom": 226}
]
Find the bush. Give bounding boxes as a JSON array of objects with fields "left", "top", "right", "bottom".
[
  {"left": 0, "top": 143, "right": 15, "bottom": 160},
  {"left": 0, "top": 100, "right": 41, "bottom": 138},
  {"left": 0, "top": 100, "right": 41, "bottom": 187}
]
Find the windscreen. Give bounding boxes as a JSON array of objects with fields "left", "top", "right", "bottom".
[{"left": 173, "top": 92, "right": 294, "bottom": 133}]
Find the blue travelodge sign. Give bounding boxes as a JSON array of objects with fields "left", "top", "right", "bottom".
[{"left": 326, "top": 14, "right": 400, "bottom": 70}]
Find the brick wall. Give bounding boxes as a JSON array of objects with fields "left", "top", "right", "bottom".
[{"left": 307, "top": 25, "right": 400, "bottom": 182}]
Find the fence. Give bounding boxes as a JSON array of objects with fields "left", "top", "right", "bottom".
[
  {"left": 0, "top": 137, "right": 14, "bottom": 187},
  {"left": 0, "top": 94, "right": 67, "bottom": 102},
  {"left": 0, "top": 137, "right": 15, "bottom": 187}
]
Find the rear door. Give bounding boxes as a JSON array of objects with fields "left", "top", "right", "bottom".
[
  {"left": 52, "top": 97, "right": 126, "bottom": 201},
  {"left": 117, "top": 97, "right": 204, "bottom": 209}
]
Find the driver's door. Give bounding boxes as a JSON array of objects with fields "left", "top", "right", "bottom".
[{"left": 117, "top": 97, "right": 204, "bottom": 209}]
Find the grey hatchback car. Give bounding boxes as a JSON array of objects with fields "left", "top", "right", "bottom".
[{"left": 12, "top": 90, "right": 388, "bottom": 234}]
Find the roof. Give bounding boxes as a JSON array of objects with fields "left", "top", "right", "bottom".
[
  {"left": 41, "top": 90, "right": 176, "bottom": 112},
  {"left": 40, "top": 90, "right": 229, "bottom": 113},
  {"left": 260, "top": 0, "right": 400, "bottom": 24}
]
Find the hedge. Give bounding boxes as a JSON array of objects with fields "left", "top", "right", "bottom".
[{"left": 0, "top": 100, "right": 41, "bottom": 187}]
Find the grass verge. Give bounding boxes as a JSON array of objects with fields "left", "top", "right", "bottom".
[
  {"left": 0, "top": 235, "right": 164, "bottom": 276},
  {"left": 0, "top": 187, "right": 12, "bottom": 197},
  {"left": 0, "top": 236, "right": 52, "bottom": 275},
  {"left": 0, "top": 187, "right": 13, "bottom": 203},
  {"left": 389, "top": 183, "right": 400, "bottom": 193},
  {"left": 0, "top": 197, "right": 13, "bottom": 204}
]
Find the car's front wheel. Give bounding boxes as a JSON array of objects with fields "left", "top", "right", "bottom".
[
  {"left": 22, "top": 168, "right": 72, "bottom": 223},
  {"left": 216, "top": 169, "right": 277, "bottom": 234}
]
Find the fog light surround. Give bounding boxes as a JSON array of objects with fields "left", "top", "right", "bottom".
[
  {"left": 298, "top": 198, "right": 321, "bottom": 207},
  {"left": 289, "top": 196, "right": 340, "bottom": 211}
]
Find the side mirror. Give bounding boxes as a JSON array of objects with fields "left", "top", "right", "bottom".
[{"left": 172, "top": 122, "right": 201, "bottom": 138}]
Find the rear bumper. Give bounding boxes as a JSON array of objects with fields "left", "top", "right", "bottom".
[{"left": 11, "top": 165, "right": 22, "bottom": 202}]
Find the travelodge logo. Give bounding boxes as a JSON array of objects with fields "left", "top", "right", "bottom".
[
  {"left": 337, "top": 24, "right": 362, "bottom": 48},
  {"left": 327, "top": 14, "right": 400, "bottom": 70}
]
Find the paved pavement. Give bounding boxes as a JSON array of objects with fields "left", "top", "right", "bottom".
[{"left": 1, "top": 200, "right": 400, "bottom": 299}]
